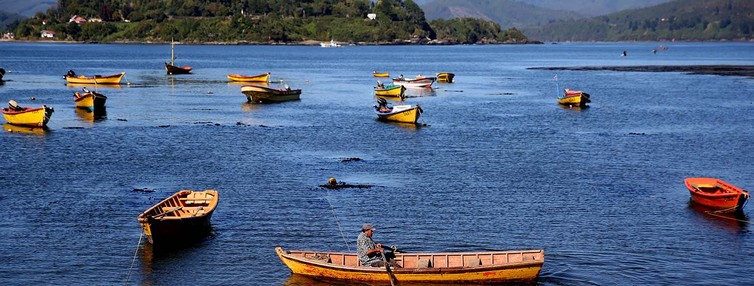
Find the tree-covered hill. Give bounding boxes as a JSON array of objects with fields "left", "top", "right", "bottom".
[
  {"left": 422, "top": 0, "right": 580, "bottom": 28},
  {"left": 517, "top": 0, "right": 671, "bottom": 17},
  {"left": 523, "top": 0, "right": 754, "bottom": 41},
  {"left": 6, "top": 0, "right": 529, "bottom": 44}
]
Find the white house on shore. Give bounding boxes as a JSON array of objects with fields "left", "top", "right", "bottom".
[{"left": 41, "top": 30, "right": 55, "bottom": 38}]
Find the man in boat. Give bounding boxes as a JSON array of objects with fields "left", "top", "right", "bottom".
[
  {"left": 375, "top": 98, "right": 391, "bottom": 113},
  {"left": 376, "top": 80, "right": 384, "bottom": 89},
  {"left": 357, "top": 223, "right": 400, "bottom": 268},
  {"left": 7, "top": 100, "right": 23, "bottom": 111}
]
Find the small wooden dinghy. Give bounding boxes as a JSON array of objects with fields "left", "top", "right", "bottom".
[
  {"left": 137, "top": 190, "right": 219, "bottom": 245},
  {"left": 685, "top": 178, "right": 749, "bottom": 212},
  {"left": 436, "top": 72, "right": 455, "bottom": 83},
  {"left": 557, "top": 89, "right": 591, "bottom": 107},
  {"left": 276, "top": 247, "right": 544, "bottom": 284},
  {"left": 2, "top": 100, "right": 54, "bottom": 127},
  {"left": 227, "top": 72, "right": 270, "bottom": 82},
  {"left": 373, "top": 71, "right": 390, "bottom": 77},
  {"left": 73, "top": 89, "right": 107, "bottom": 112},
  {"left": 374, "top": 84, "right": 406, "bottom": 98},
  {"left": 241, "top": 84, "right": 302, "bottom": 103},
  {"left": 64, "top": 71, "right": 125, "bottom": 84}
]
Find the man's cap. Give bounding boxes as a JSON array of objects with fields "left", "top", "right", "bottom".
[{"left": 362, "top": 223, "right": 376, "bottom": 231}]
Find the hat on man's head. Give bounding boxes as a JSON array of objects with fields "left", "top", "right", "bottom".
[{"left": 362, "top": 223, "right": 376, "bottom": 231}]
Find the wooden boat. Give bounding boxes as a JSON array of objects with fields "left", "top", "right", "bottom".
[
  {"left": 557, "top": 89, "right": 591, "bottom": 107},
  {"left": 373, "top": 71, "right": 389, "bottom": 77},
  {"left": 137, "top": 190, "right": 219, "bottom": 245},
  {"left": 276, "top": 247, "right": 544, "bottom": 284},
  {"left": 165, "top": 40, "right": 192, "bottom": 75},
  {"left": 241, "top": 84, "right": 302, "bottom": 103},
  {"left": 375, "top": 104, "right": 422, "bottom": 124},
  {"left": 64, "top": 71, "right": 125, "bottom": 85},
  {"left": 392, "top": 75, "right": 436, "bottom": 88},
  {"left": 685, "top": 178, "right": 750, "bottom": 212},
  {"left": 374, "top": 84, "right": 406, "bottom": 98},
  {"left": 320, "top": 39, "right": 341, "bottom": 47},
  {"left": 73, "top": 89, "right": 107, "bottom": 112},
  {"left": 436, "top": 72, "right": 455, "bottom": 83},
  {"left": 2, "top": 101, "right": 54, "bottom": 127},
  {"left": 227, "top": 72, "right": 270, "bottom": 82}
]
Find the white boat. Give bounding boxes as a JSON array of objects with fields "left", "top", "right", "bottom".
[
  {"left": 392, "top": 75, "right": 436, "bottom": 88},
  {"left": 320, "top": 40, "right": 341, "bottom": 48}
]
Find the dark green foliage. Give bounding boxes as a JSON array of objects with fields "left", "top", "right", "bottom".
[
  {"left": 524, "top": 0, "right": 754, "bottom": 41},
  {"left": 6, "top": 0, "right": 527, "bottom": 44},
  {"left": 430, "top": 18, "right": 529, "bottom": 44}
]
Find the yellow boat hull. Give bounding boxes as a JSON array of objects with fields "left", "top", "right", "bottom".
[
  {"left": 2, "top": 106, "right": 54, "bottom": 127},
  {"left": 557, "top": 94, "right": 589, "bottom": 107},
  {"left": 376, "top": 105, "right": 422, "bottom": 123},
  {"left": 276, "top": 247, "right": 544, "bottom": 283},
  {"left": 437, "top": 72, "right": 455, "bottom": 83},
  {"left": 74, "top": 93, "right": 94, "bottom": 110},
  {"left": 65, "top": 72, "right": 125, "bottom": 84},
  {"left": 373, "top": 72, "right": 390, "bottom": 77},
  {"left": 374, "top": 85, "right": 405, "bottom": 98},
  {"left": 227, "top": 73, "right": 270, "bottom": 82}
]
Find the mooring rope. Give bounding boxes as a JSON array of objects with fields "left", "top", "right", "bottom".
[
  {"left": 324, "top": 191, "right": 351, "bottom": 252},
  {"left": 124, "top": 232, "right": 144, "bottom": 286},
  {"left": 703, "top": 206, "right": 750, "bottom": 223}
]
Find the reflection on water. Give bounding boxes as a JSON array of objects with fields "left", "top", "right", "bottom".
[
  {"left": 403, "top": 87, "right": 436, "bottom": 98},
  {"left": 284, "top": 274, "right": 368, "bottom": 286},
  {"left": 375, "top": 120, "right": 424, "bottom": 131},
  {"left": 67, "top": 83, "right": 122, "bottom": 89},
  {"left": 74, "top": 107, "right": 107, "bottom": 122},
  {"left": 688, "top": 201, "right": 749, "bottom": 233},
  {"left": 2, "top": 123, "right": 48, "bottom": 135},
  {"left": 557, "top": 104, "right": 590, "bottom": 111}
]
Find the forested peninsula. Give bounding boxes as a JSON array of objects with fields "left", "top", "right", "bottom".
[{"left": 5, "top": 0, "right": 531, "bottom": 45}]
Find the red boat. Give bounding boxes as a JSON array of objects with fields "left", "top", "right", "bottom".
[{"left": 684, "top": 178, "right": 750, "bottom": 212}]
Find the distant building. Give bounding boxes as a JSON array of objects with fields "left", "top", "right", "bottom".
[
  {"left": 41, "top": 30, "right": 55, "bottom": 38},
  {"left": 69, "top": 15, "right": 87, "bottom": 24},
  {"left": 367, "top": 13, "right": 376, "bottom": 20},
  {"left": 2, "top": 32, "right": 15, "bottom": 40},
  {"left": 88, "top": 18, "right": 102, "bottom": 23}
]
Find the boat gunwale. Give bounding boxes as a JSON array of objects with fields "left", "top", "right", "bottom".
[
  {"left": 277, "top": 247, "right": 544, "bottom": 276},
  {"left": 136, "top": 190, "right": 219, "bottom": 223},
  {"left": 685, "top": 178, "right": 750, "bottom": 199}
]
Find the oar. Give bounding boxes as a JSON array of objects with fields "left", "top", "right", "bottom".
[
  {"left": 381, "top": 249, "right": 397, "bottom": 286},
  {"left": 152, "top": 206, "right": 182, "bottom": 219}
]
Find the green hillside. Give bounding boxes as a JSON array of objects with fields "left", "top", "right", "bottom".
[
  {"left": 524, "top": 0, "right": 754, "bottom": 41},
  {"left": 8, "top": 0, "right": 528, "bottom": 44},
  {"left": 518, "top": 0, "right": 671, "bottom": 16},
  {"left": 422, "top": 0, "right": 580, "bottom": 28}
]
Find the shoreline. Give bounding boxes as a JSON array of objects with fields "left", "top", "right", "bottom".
[
  {"left": 0, "top": 38, "right": 542, "bottom": 46},
  {"left": 528, "top": 65, "right": 754, "bottom": 78}
]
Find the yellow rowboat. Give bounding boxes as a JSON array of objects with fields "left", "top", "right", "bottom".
[
  {"left": 64, "top": 72, "right": 125, "bottom": 85},
  {"left": 557, "top": 89, "right": 591, "bottom": 108},
  {"left": 373, "top": 71, "right": 389, "bottom": 77},
  {"left": 2, "top": 103, "right": 54, "bottom": 127},
  {"left": 227, "top": 72, "right": 270, "bottom": 82},
  {"left": 436, "top": 72, "right": 455, "bottom": 83},
  {"left": 241, "top": 84, "right": 302, "bottom": 103},
  {"left": 375, "top": 104, "right": 422, "bottom": 123},
  {"left": 276, "top": 247, "right": 544, "bottom": 284},
  {"left": 374, "top": 84, "right": 406, "bottom": 98},
  {"left": 137, "top": 190, "right": 219, "bottom": 246},
  {"left": 73, "top": 90, "right": 107, "bottom": 112}
]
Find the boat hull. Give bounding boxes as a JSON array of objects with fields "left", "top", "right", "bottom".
[
  {"left": 685, "top": 178, "right": 750, "bottom": 211},
  {"left": 227, "top": 73, "right": 270, "bottom": 82},
  {"left": 165, "top": 63, "right": 192, "bottom": 75},
  {"left": 137, "top": 190, "right": 219, "bottom": 245},
  {"left": 437, "top": 72, "right": 455, "bottom": 83},
  {"left": 376, "top": 105, "right": 422, "bottom": 123},
  {"left": 276, "top": 247, "right": 544, "bottom": 284},
  {"left": 241, "top": 84, "right": 302, "bottom": 103},
  {"left": 2, "top": 106, "right": 54, "bottom": 127},
  {"left": 374, "top": 85, "right": 406, "bottom": 98},
  {"left": 65, "top": 72, "right": 125, "bottom": 84},
  {"left": 74, "top": 92, "right": 107, "bottom": 112},
  {"left": 373, "top": 72, "right": 389, "bottom": 77},
  {"left": 392, "top": 77, "right": 436, "bottom": 88}
]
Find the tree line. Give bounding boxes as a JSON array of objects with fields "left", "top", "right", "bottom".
[{"left": 5, "top": 0, "right": 530, "bottom": 44}]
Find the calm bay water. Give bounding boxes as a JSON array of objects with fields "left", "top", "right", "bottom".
[{"left": 1, "top": 42, "right": 753, "bottom": 285}]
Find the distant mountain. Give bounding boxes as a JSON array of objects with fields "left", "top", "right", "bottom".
[
  {"left": 524, "top": 0, "right": 754, "bottom": 41},
  {"left": 517, "top": 0, "right": 672, "bottom": 16},
  {"left": 421, "top": 0, "right": 581, "bottom": 28},
  {"left": 0, "top": 0, "right": 56, "bottom": 17},
  {"left": 0, "top": 10, "right": 24, "bottom": 30}
]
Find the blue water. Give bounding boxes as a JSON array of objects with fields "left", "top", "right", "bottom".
[{"left": 1, "top": 42, "right": 753, "bottom": 285}]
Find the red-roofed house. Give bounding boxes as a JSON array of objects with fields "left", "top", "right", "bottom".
[
  {"left": 41, "top": 30, "right": 55, "bottom": 38},
  {"left": 69, "top": 15, "right": 87, "bottom": 24}
]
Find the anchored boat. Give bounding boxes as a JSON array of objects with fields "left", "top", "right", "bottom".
[
  {"left": 64, "top": 70, "right": 125, "bottom": 85},
  {"left": 137, "top": 190, "right": 219, "bottom": 245},
  {"left": 241, "top": 84, "right": 302, "bottom": 103},
  {"left": 2, "top": 100, "right": 54, "bottom": 127},
  {"left": 227, "top": 72, "right": 270, "bottom": 82},
  {"left": 685, "top": 178, "right": 749, "bottom": 212},
  {"left": 557, "top": 89, "right": 591, "bottom": 107}
]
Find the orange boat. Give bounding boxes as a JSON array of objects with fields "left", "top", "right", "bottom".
[{"left": 685, "top": 178, "right": 750, "bottom": 212}]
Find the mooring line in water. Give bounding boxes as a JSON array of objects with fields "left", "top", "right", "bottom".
[
  {"left": 124, "top": 232, "right": 144, "bottom": 286},
  {"left": 324, "top": 190, "right": 351, "bottom": 252},
  {"left": 704, "top": 207, "right": 750, "bottom": 223}
]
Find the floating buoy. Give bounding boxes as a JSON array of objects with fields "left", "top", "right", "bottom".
[
  {"left": 328, "top": 177, "right": 337, "bottom": 186},
  {"left": 30, "top": 96, "right": 36, "bottom": 100}
]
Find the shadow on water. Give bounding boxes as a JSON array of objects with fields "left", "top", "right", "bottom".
[
  {"left": 139, "top": 229, "right": 217, "bottom": 266},
  {"left": 687, "top": 201, "right": 750, "bottom": 233},
  {"left": 557, "top": 104, "right": 590, "bottom": 112}
]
